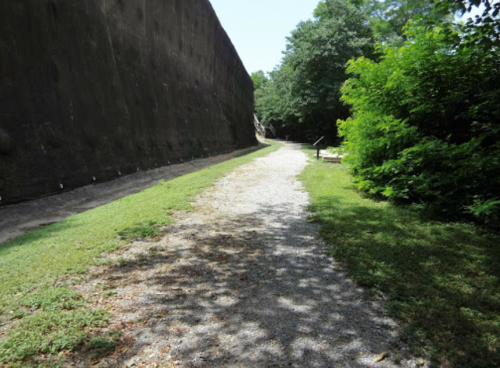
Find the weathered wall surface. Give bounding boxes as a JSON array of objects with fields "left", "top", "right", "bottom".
[{"left": 0, "top": 0, "right": 256, "bottom": 205}]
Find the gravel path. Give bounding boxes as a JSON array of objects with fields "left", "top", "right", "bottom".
[{"left": 79, "top": 143, "right": 421, "bottom": 368}]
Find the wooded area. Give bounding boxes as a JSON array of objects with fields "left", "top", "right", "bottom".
[{"left": 253, "top": 0, "right": 500, "bottom": 225}]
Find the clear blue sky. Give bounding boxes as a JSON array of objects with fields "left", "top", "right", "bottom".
[
  {"left": 209, "top": 0, "right": 319, "bottom": 75},
  {"left": 209, "top": 1, "right": 484, "bottom": 76}
]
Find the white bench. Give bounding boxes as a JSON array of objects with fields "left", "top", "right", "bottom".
[{"left": 319, "top": 150, "right": 343, "bottom": 163}]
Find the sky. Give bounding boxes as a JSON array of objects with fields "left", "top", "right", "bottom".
[
  {"left": 209, "top": 0, "right": 319, "bottom": 75},
  {"left": 209, "top": 1, "right": 486, "bottom": 76}
]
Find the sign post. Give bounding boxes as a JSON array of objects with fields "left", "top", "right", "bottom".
[{"left": 313, "top": 136, "right": 325, "bottom": 160}]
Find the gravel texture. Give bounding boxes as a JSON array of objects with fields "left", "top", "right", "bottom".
[{"left": 77, "top": 143, "right": 426, "bottom": 368}]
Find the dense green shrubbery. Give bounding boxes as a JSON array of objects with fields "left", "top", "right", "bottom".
[{"left": 338, "top": 23, "right": 500, "bottom": 224}]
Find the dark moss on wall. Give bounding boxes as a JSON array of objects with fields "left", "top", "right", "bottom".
[{"left": 0, "top": 0, "right": 256, "bottom": 205}]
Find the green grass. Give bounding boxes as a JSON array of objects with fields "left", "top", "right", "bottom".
[
  {"left": 0, "top": 142, "right": 281, "bottom": 366},
  {"left": 326, "top": 146, "right": 346, "bottom": 155},
  {"left": 300, "top": 147, "right": 500, "bottom": 368},
  {"left": 85, "top": 333, "right": 121, "bottom": 360},
  {"left": 0, "top": 285, "right": 109, "bottom": 367}
]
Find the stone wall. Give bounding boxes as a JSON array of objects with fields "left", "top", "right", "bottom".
[{"left": 0, "top": 0, "right": 256, "bottom": 205}]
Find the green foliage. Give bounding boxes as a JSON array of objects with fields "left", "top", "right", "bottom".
[
  {"left": 300, "top": 150, "right": 500, "bottom": 367},
  {"left": 255, "top": 0, "right": 452, "bottom": 142},
  {"left": 19, "top": 287, "right": 85, "bottom": 311},
  {"left": 118, "top": 216, "right": 172, "bottom": 241},
  {"left": 436, "top": 0, "right": 500, "bottom": 48},
  {"left": 250, "top": 70, "right": 269, "bottom": 91},
  {"left": 339, "top": 22, "right": 500, "bottom": 224},
  {"left": 0, "top": 285, "right": 109, "bottom": 365},
  {"left": 255, "top": 0, "right": 372, "bottom": 142},
  {"left": 254, "top": 66, "right": 298, "bottom": 127},
  {"left": 284, "top": 1, "right": 373, "bottom": 120},
  {"left": 0, "top": 309, "right": 109, "bottom": 362},
  {"left": 85, "top": 334, "right": 120, "bottom": 360},
  {"left": 319, "top": 0, "right": 443, "bottom": 46}
]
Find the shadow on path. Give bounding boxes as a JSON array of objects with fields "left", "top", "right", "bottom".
[{"left": 81, "top": 144, "right": 408, "bottom": 368}]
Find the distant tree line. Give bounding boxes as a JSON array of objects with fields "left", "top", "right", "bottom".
[{"left": 252, "top": 0, "right": 500, "bottom": 224}]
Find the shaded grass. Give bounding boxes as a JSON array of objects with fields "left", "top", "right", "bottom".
[
  {"left": 85, "top": 333, "right": 121, "bottom": 360},
  {"left": 0, "top": 142, "right": 280, "bottom": 365},
  {"left": 300, "top": 147, "right": 500, "bottom": 368}
]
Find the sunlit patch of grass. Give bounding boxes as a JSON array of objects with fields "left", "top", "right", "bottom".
[
  {"left": 300, "top": 146, "right": 500, "bottom": 368},
  {"left": 0, "top": 143, "right": 279, "bottom": 297},
  {"left": 118, "top": 216, "right": 173, "bottom": 241},
  {"left": 18, "top": 286, "right": 85, "bottom": 311}
]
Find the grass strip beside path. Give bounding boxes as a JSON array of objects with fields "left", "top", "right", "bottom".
[
  {"left": 0, "top": 142, "right": 280, "bottom": 366},
  {"left": 300, "top": 147, "right": 500, "bottom": 368},
  {"left": 0, "top": 143, "right": 279, "bottom": 297}
]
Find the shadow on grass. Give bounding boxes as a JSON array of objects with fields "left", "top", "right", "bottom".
[
  {"left": 83, "top": 207, "right": 403, "bottom": 367},
  {"left": 1, "top": 142, "right": 286, "bottom": 366},
  {"left": 305, "top": 165, "right": 500, "bottom": 368}
]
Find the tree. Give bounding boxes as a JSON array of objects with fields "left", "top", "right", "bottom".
[
  {"left": 322, "top": 0, "right": 446, "bottom": 45},
  {"left": 255, "top": 0, "right": 373, "bottom": 142},
  {"left": 254, "top": 66, "right": 299, "bottom": 130},
  {"left": 250, "top": 70, "right": 269, "bottom": 91},
  {"left": 435, "top": 0, "right": 500, "bottom": 47}
]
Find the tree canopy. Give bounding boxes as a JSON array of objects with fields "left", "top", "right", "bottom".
[
  {"left": 255, "top": 0, "right": 372, "bottom": 142},
  {"left": 250, "top": 71, "right": 268, "bottom": 91},
  {"left": 253, "top": 0, "right": 500, "bottom": 223}
]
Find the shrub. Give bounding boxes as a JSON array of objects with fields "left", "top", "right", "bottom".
[{"left": 338, "top": 23, "right": 500, "bottom": 224}]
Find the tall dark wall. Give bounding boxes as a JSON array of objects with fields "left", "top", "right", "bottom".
[{"left": 0, "top": 0, "right": 256, "bottom": 205}]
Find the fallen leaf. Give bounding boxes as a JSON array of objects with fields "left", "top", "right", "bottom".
[{"left": 374, "top": 352, "right": 390, "bottom": 363}]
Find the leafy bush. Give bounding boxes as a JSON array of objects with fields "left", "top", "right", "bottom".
[{"left": 338, "top": 22, "right": 500, "bottom": 224}]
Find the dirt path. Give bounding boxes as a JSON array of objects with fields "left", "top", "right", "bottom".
[{"left": 77, "top": 143, "right": 418, "bottom": 368}]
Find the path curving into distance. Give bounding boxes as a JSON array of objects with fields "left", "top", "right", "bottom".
[{"left": 78, "top": 143, "right": 421, "bottom": 368}]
